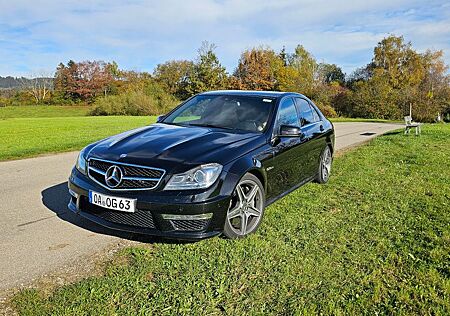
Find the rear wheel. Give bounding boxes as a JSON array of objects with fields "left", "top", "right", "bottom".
[
  {"left": 223, "top": 173, "right": 265, "bottom": 239},
  {"left": 316, "top": 146, "right": 332, "bottom": 184}
]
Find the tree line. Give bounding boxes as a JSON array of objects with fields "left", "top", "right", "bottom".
[{"left": 1, "top": 35, "right": 448, "bottom": 122}]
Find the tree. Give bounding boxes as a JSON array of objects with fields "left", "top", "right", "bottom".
[
  {"left": 54, "top": 60, "right": 114, "bottom": 102},
  {"left": 75, "top": 61, "right": 114, "bottom": 100},
  {"left": 415, "top": 49, "right": 450, "bottom": 121},
  {"left": 19, "top": 72, "right": 53, "bottom": 104},
  {"left": 343, "top": 73, "right": 401, "bottom": 119},
  {"left": 185, "top": 42, "right": 228, "bottom": 96},
  {"left": 153, "top": 60, "right": 193, "bottom": 99},
  {"left": 285, "top": 45, "right": 318, "bottom": 96},
  {"left": 317, "top": 63, "right": 345, "bottom": 85},
  {"left": 106, "top": 61, "right": 121, "bottom": 79},
  {"left": 340, "top": 35, "right": 450, "bottom": 121},
  {"left": 279, "top": 46, "right": 288, "bottom": 66},
  {"left": 346, "top": 64, "right": 374, "bottom": 89},
  {"left": 233, "top": 47, "right": 283, "bottom": 91},
  {"left": 373, "top": 35, "right": 425, "bottom": 89},
  {"left": 54, "top": 60, "right": 79, "bottom": 100}
]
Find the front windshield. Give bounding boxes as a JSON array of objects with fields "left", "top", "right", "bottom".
[{"left": 162, "top": 95, "right": 275, "bottom": 132}]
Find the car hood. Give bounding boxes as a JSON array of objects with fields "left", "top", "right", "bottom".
[{"left": 88, "top": 123, "right": 264, "bottom": 172}]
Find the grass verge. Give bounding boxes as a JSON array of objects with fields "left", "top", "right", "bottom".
[
  {"left": 0, "top": 105, "right": 91, "bottom": 118},
  {"left": 0, "top": 116, "right": 155, "bottom": 160},
  {"left": 11, "top": 124, "right": 450, "bottom": 315}
]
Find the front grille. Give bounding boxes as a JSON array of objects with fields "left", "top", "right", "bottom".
[
  {"left": 122, "top": 165, "right": 162, "bottom": 178},
  {"left": 170, "top": 219, "right": 210, "bottom": 231},
  {"left": 89, "top": 159, "right": 111, "bottom": 172},
  {"left": 88, "top": 158, "right": 165, "bottom": 191},
  {"left": 80, "top": 197, "right": 156, "bottom": 229},
  {"left": 121, "top": 179, "right": 159, "bottom": 189}
]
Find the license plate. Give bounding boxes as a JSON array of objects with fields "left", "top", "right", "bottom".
[{"left": 89, "top": 191, "right": 136, "bottom": 213}]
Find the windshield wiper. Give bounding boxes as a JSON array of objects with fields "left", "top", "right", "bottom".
[{"left": 187, "top": 123, "right": 235, "bottom": 130}]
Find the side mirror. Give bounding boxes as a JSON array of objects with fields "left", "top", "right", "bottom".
[
  {"left": 156, "top": 114, "right": 165, "bottom": 123},
  {"left": 279, "top": 125, "right": 302, "bottom": 137}
]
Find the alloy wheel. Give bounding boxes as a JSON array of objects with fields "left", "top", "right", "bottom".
[
  {"left": 321, "top": 147, "right": 332, "bottom": 181},
  {"left": 226, "top": 178, "right": 264, "bottom": 236}
]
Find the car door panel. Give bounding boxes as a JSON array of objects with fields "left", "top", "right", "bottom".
[
  {"left": 265, "top": 97, "right": 309, "bottom": 200},
  {"left": 294, "top": 98, "right": 326, "bottom": 178},
  {"left": 300, "top": 122, "right": 325, "bottom": 177},
  {"left": 269, "top": 135, "right": 310, "bottom": 199}
]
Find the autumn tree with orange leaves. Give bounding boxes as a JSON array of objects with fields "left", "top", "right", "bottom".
[{"left": 54, "top": 60, "right": 114, "bottom": 102}]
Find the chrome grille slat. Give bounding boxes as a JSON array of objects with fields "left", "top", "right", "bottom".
[
  {"left": 87, "top": 158, "right": 165, "bottom": 191},
  {"left": 89, "top": 166, "right": 106, "bottom": 175}
]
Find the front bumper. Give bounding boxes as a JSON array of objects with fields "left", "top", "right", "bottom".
[{"left": 68, "top": 168, "right": 234, "bottom": 240}]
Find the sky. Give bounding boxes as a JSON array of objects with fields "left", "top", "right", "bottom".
[{"left": 0, "top": 0, "right": 449, "bottom": 77}]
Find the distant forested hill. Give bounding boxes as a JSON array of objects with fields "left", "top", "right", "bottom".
[
  {"left": 0, "top": 76, "right": 53, "bottom": 89},
  {"left": 0, "top": 76, "right": 22, "bottom": 89}
]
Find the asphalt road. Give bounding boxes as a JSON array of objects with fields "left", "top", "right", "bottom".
[{"left": 0, "top": 122, "right": 402, "bottom": 291}]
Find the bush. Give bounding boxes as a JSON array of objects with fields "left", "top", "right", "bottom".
[
  {"left": 0, "top": 96, "right": 11, "bottom": 107},
  {"left": 314, "top": 100, "right": 337, "bottom": 117},
  {"left": 90, "top": 89, "right": 178, "bottom": 116},
  {"left": 334, "top": 79, "right": 402, "bottom": 120}
]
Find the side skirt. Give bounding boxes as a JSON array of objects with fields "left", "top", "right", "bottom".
[{"left": 265, "top": 174, "right": 317, "bottom": 207}]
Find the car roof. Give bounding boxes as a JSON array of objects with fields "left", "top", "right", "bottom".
[{"left": 199, "top": 90, "right": 306, "bottom": 99}]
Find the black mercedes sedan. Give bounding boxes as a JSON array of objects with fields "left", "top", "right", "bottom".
[{"left": 68, "top": 90, "right": 334, "bottom": 239}]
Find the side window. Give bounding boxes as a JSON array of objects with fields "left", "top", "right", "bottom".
[
  {"left": 276, "top": 97, "right": 300, "bottom": 133},
  {"left": 309, "top": 102, "right": 321, "bottom": 122},
  {"left": 295, "top": 98, "right": 315, "bottom": 126}
]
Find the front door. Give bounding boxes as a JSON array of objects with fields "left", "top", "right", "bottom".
[{"left": 267, "top": 97, "right": 310, "bottom": 199}]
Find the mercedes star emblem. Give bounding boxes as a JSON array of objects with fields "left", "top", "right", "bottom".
[{"left": 105, "top": 165, "right": 123, "bottom": 188}]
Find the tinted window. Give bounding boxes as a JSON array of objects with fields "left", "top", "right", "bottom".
[
  {"left": 276, "top": 98, "right": 299, "bottom": 132},
  {"left": 295, "top": 98, "right": 316, "bottom": 126},
  {"left": 310, "top": 103, "right": 321, "bottom": 122}
]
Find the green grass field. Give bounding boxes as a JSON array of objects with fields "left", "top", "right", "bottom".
[
  {"left": 12, "top": 124, "right": 450, "bottom": 315},
  {"left": 0, "top": 105, "right": 91, "bottom": 118},
  {"left": 0, "top": 116, "right": 155, "bottom": 160},
  {"left": 0, "top": 105, "right": 405, "bottom": 161}
]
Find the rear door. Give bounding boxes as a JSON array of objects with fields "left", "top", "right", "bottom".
[{"left": 294, "top": 97, "right": 326, "bottom": 178}]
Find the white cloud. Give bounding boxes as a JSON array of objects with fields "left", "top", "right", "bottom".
[{"left": 0, "top": 0, "right": 449, "bottom": 76}]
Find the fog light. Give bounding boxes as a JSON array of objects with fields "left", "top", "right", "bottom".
[{"left": 161, "top": 213, "right": 213, "bottom": 220}]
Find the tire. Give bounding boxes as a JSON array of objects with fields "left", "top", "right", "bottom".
[
  {"left": 223, "top": 173, "right": 265, "bottom": 239},
  {"left": 315, "top": 146, "right": 333, "bottom": 184}
]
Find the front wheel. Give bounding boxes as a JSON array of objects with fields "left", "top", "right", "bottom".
[
  {"left": 223, "top": 173, "right": 265, "bottom": 239},
  {"left": 316, "top": 146, "right": 333, "bottom": 184}
]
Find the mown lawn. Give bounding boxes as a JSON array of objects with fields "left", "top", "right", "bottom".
[
  {"left": 0, "top": 116, "right": 155, "bottom": 160},
  {"left": 0, "top": 105, "right": 403, "bottom": 161},
  {"left": 0, "top": 105, "right": 400, "bottom": 121},
  {"left": 0, "top": 105, "right": 91, "bottom": 118},
  {"left": 12, "top": 124, "right": 450, "bottom": 315}
]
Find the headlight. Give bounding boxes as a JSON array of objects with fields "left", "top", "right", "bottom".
[
  {"left": 164, "top": 163, "right": 223, "bottom": 190},
  {"left": 75, "top": 147, "right": 88, "bottom": 175}
]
